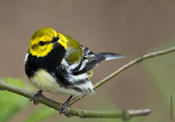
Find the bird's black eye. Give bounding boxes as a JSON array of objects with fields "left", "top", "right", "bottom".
[{"left": 39, "top": 41, "right": 45, "bottom": 46}]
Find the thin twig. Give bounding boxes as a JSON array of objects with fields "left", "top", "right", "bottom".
[
  {"left": 70, "top": 46, "right": 175, "bottom": 104},
  {"left": 0, "top": 80, "right": 150, "bottom": 120}
]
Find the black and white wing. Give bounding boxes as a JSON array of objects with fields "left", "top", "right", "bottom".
[{"left": 72, "top": 45, "right": 125, "bottom": 75}]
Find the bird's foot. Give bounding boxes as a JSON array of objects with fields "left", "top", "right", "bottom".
[
  {"left": 58, "top": 95, "right": 73, "bottom": 117},
  {"left": 59, "top": 101, "right": 71, "bottom": 117},
  {"left": 30, "top": 90, "right": 42, "bottom": 105}
]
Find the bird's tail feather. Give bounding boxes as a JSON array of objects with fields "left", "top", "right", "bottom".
[
  {"left": 72, "top": 52, "right": 125, "bottom": 75},
  {"left": 95, "top": 52, "right": 125, "bottom": 61}
]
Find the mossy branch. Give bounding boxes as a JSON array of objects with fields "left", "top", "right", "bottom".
[
  {"left": 1, "top": 46, "right": 175, "bottom": 120},
  {"left": 0, "top": 80, "right": 150, "bottom": 120}
]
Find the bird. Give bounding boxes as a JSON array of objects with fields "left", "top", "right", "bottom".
[{"left": 24, "top": 27, "right": 124, "bottom": 116}]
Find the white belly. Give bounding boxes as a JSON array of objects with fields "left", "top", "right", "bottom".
[{"left": 30, "top": 69, "right": 83, "bottom": 96}]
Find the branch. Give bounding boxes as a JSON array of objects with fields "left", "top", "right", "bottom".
[
  {"left": 1, "top": 46, "right": 174, "bottom": 119},
  {"left": 70, "top": 46, "right": 175, "bottom": 104},
  {"left": 0, "top": 80, "right": 150, "bottom": 120}
]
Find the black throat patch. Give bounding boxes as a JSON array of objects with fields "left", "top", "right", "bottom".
[{"left": 25, "top": 43, "right": 66, "bottom": 77}]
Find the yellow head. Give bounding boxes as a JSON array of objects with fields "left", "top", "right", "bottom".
[{"left": 29, "top": 27, "right": 67, "bottom": 57}]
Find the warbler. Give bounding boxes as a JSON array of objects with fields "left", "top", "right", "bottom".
[{"left": 24, "top": 27, "right": 124, "bottom": 115}]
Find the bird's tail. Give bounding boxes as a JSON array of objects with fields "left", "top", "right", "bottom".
[
  {"left": 72, "top": 52, "right": 125, "bottom": 75},
  {"left": 95, "top": 52, "right": 125, "bottom": 61}
]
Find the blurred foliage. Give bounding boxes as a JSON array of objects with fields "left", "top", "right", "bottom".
[
  {"left": 0, "top": 78, "right": 56, "bottom": 122},
  {"left": 0, "top": 78, "right": 32, "bottom": 122},
  {"left": 142, "top": 41, "right": 175, "bottom": 122},
  {"left": 143, "top": 41, "right": 175, "bottom": 98}
]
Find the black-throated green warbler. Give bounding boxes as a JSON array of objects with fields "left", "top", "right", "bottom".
[{"left": 24, "top": 27, "right": 124, "bottom": 115}]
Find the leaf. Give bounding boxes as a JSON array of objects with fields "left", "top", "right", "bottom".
[{"left": 0, "top": 78, "right": 33, "bottom": 122}]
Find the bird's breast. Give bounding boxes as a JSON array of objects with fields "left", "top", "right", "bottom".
[
  {"left": 30, "top": 69, "right": 84, "bottom": 96},
  {"left": 30, "top": 69, "right": 60, "bottom": 93}
]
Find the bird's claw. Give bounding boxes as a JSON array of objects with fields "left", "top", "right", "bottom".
[
  {"left": 30, "top": 90, "right": 42, "bottom": 105},
  {"left": 58, "top": 95, "right": 73, "bottom": 117},
  {"left": 58, "top": 102, "right": 71, "bottom": 117}
]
